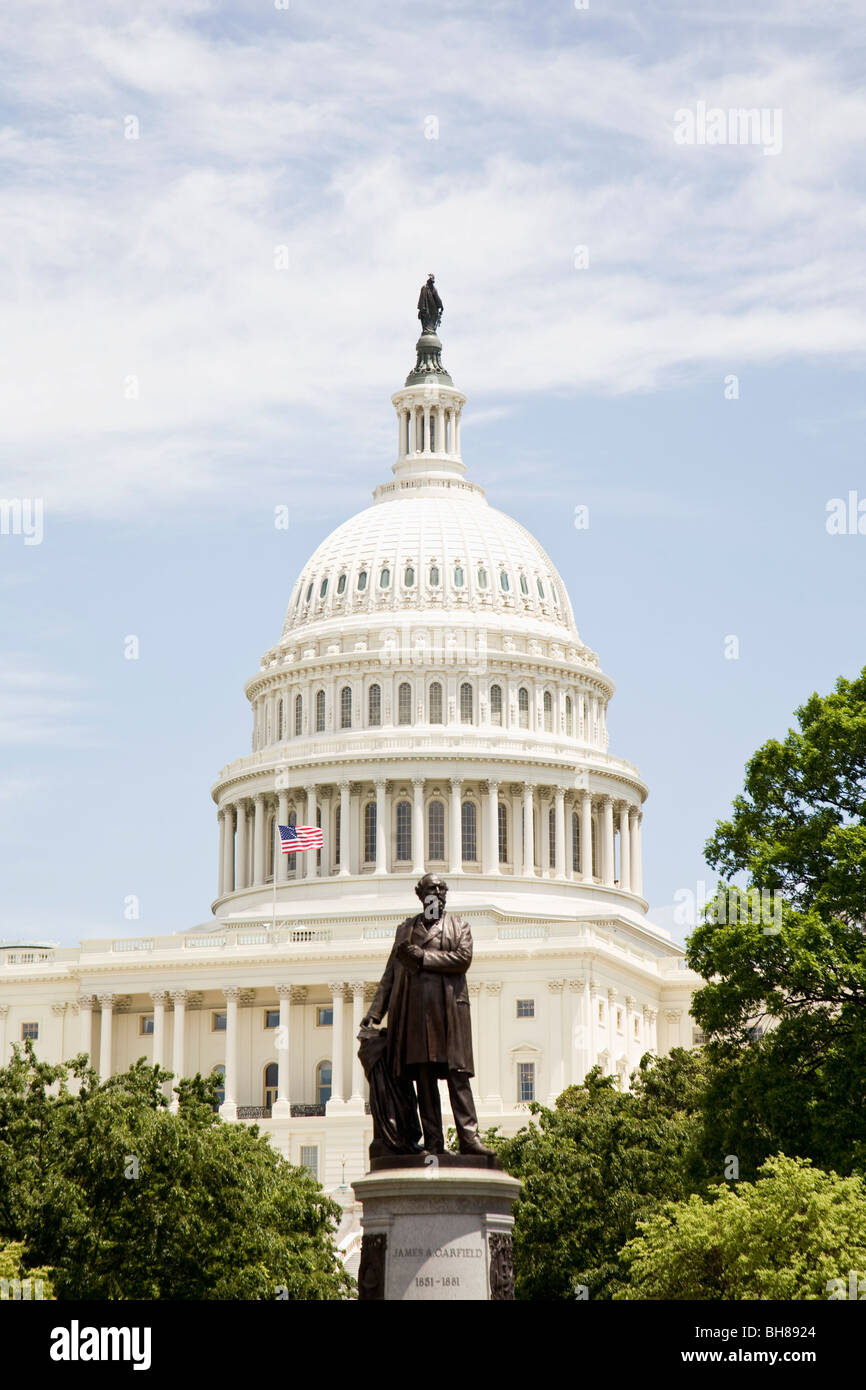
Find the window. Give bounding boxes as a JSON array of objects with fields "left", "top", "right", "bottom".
[
  {"left": 316, "top": 1007, "right": 333, "bottom": 1027},
  {"left": 428, "top": 800, "right": 445, "bottom": 859},
  {"left": 139, "top": 1015, "right": 154, "bottom": 1036},
  {"left": 519, "top": 574, "right": 529, "bottom": 596},
  {"left": 315, "top": 689, "right": 325, "bottom": 732},
  {"left": 747, "top": 1026, "right": 764, "bottom": 1042},
  {"left": 499, "top": 571, "right": 510, "bottom": 592},
  {"left": 340, "top": 685, "right": 352, "bottom": 729},
  {"left": 537, "top": 578, "right": 545, "bottom": 598},
  {"left": 319, "top": 577, "right": 328, "bottom": 598},
  {"left": 518, "top": 686, "right": 529, "bottom": 728},
  {"left": 429, "top": 564, "right": 440, "bottom": 586},
  {"left": 477, "top": 566, "right": 488, "bottom": 588},
  {"left": 364, "top": 801, "right": 377, "bottom": 862},
  {"left": 572, "top": 810, "right": 580, "bottom": 873},
  {"left": 404, "top": 566, "right": 415, "bottom": 586},
  {"left": 398, "top": 682, "right": 412, "bottom": 725},
  {"left": 316, "top": 1063, "right": 332, "bottom": 1107},
  {"left": 461, "top": 801, "right": 477, "bottom": 862},
  {"left": 294, "top": 694, "right": 303, "bottom": 737},
  {"left": 300, "top": 1143, "right": 319, "bottom": 1179},
  {"left": 489, "top": 684, "right": 502, "bottom": 725},
  {"left": 21, "top": 1022, "right": 38, "bottom": 1041},
  {"left": 517, "top": 1062, "right": 535, "bottom": 1103},
  {"left": 454, "top": 565, "right": 465, "bottom": 587},
  {"left": 565, "top": 695, "right": 573, "bottom": 736},
  {"left": 337, "top": 573, "right": 347, "bottom": 595},
  {"left": 543, "top": 690, "right": 553, "bottom": 731},
  {"left": 264, "top": 1009, "right": 280, "bottom": 1029},
  {"left": 548, "top": 806, "right": 556, "bottom": 868},
  {"left": 396, "top": 800, "right": 412, "bottom": 861},
  {"left": 379, "top": 567, "right": 391, "bottom": 589},
  {"left": 498, "top": 801, "right": 508, "bottom": 863},
  {"left": 691, "top": 1027, "right": 706, "bottom": 1045},
  {"left": 334, "top": 804, "right": 341, "bottom": 866},
  {"left": 616, "top": 1009, "right": 623, "bottom": 1032},
  {"left": 368, "top": 683, "right": 381, "bottom": 727},
  {"left": 634, "top": 1017, "right": 640, "bottom": 1037},
  {"left": 516, "top": 999, "right": 535, "bottom": 1019},
  {"left": 264, "top": 1062, "right": 278, "bottom": 1111},
  {"left": 277, "top": 699, "right": 285, "bottom": 740},
  {"left": 598, "top": 1001, "right": 604, "bottom": 1024},
  {"left": 460, "top": 682, "right": 473, "bottom": 724},
  {"left": 212, "top": 1065, "right": 225, "bottom": 1109},
  {"left": 357, "top": 569, "right": 368, "bottom": 591},
  {"left": 429, "top": 681, "right": 443, "bottom": 724},
  {"left": 305, "top": 582, "right": 314, "bottom": 602},
  {"left": 212, "top": 1011, "right": 227, "bottom": 1032}
]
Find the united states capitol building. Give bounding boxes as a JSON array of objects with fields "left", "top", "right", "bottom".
[{"left": 1, "top": 294, "right": 700, "bottom": 1212}]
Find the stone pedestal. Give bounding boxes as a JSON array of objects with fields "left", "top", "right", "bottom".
[{"left": 351, "top": 1155, "right": 521, "bottom": 1301}]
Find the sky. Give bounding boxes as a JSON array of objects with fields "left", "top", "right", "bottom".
[{"left": 0, "top": 0, "right": 864, "bottom": 946}]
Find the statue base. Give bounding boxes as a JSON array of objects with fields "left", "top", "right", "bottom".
[{"left": 352, "top": 1161, "right": 521, "bottom": 1301}]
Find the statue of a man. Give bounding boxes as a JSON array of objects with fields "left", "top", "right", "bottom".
[
  {"left": 417, "top": 274, "right": 443, "bottom": 334},
  {"left": 361, "top": 873, "right": 492, "bottom": 1156}
]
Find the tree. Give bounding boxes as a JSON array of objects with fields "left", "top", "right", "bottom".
[
  {"left": 0, "top": 1046, "right": 353, "bottom": 1300},
  {"left": 489, "top": 1050, "right": 707, "bottom": 1300},
  {"left": 688, "top": 668, "right": 866, "bottom": 1177},
  {"left": 613, "top": 1155, "right": 866, "bottom": 1300}
]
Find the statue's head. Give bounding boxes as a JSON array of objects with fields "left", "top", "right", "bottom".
[
  {"left": 415, "top": 872, "right": 447, "bottom": 920},
  {"left": 427, "top": 273, "right": 435, "bottom": 284}
]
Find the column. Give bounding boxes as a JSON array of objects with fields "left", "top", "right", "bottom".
[
  {"left": 619, "top": 803, "right": 631, "bottom": 890},
  {"left": 554, "top": 787, "right": 566, "bottom": 879},
  {"left": 569, "top": 978, "right": 586, "bottom": 1087},
  {"left": 468, "top": 982, "right": 481, "bottom": 1100},
  {"left": 607, "top": 988, "right": 617, "bottom": 1075},
  {"left": 588, "top": 980, "right": 598, "bottom": 1069},
  {"left": 374, "top": 779, "right": 387, "bottom": 874},
  {"left": 601, "top": 796, "right": 615, "bottom": 886},
  {"left": 151, "top": 991, "right": 167, "bottom": 1071},
  {"left": 221, "top": 805, "right": 235, "bottom": 894},
  {"left": 339, "top": 780, "right": 351, "bottom": 877},
  {"left": 485, "top": 982, "right": 502, "bottom": 1106},
  {"left": 220, "top": 986, "right": 240, "bottom": 1121},
  {"left": 449, "top": 778, "right": 463, "bottom": 874},
  {"left": 453, "top": 409, "right": 461, "bottom": 456},
  {"left": 218, "top": 809, "right": 226, "bottom": 897},
  {"left": 278, "top": 790, "right": 290, "bottom": 881},
  {"left": 412, "top": 777, "right": 425, "bottom": 875},
  {"left": 484, "top": 780, "right": 500, "bottom": 875},
  {"left": 236, "top": 800, "right": 248, "bottom": 890},
  {"left": 170, "top": 990, "right": 187, "bottom": 1111},
  {"left": 664, "top": 1009, "right": 683, "bottom": 1051},
  {"left": 580, "top": 790, "right": 593, "bottom": 882},
  {"left": 349, "top": 981, "right": 366, "bottom": 1107},
  {"left": 273, "top": 984, "right": 292, "bottom": 1116},
  {"left": 305, "top": 785, "right": 318, "bottom": 878},
  {"left": 522, "top": 783, "right": 535, "bottom": 876},
  {"left": 0, "top": 1005, "right": 7, "bottom": 1066},
  {"left": 97, "top": 994, "right": 114, "bottom": 1083},
  {"left": 437, "top": 403, "right": 445, "bottom": 452},
  {"left": 253, "top": 794, "right": 266, "bottom": 886},
  {"left": 625, "top": 995, "right": 636, "bottom": 1072},
  {"left": 326, "top": 983, "right": 345, "bottom": 1110},
  {"left": 646, "top": 1007, "right": 658, "bottom": 1054},
  {"left": 79, "top": 994, "right": 94, "bottom": 1058},
  {"left": 422, "top": 404, "right": 430, "bottom": 453},
  {"left": 540, "top": 791, "right": 551, "bottom": 876},
  {"left": 547, "top": 980, "right": 565, "bottom": 1104},
  {"left": 631, "top": 810, "right": 643, "bottom": 896}
]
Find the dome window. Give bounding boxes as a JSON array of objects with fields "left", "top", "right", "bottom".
[
  {"left": 543, "top": 690, "right": 553, "bottom": 731},
  {"left": 461, "top": 801, "right": 477, "bottom": 862},
  {"left": 427, "top": 800, "right": 445, "bottom": 859},
  {"left": 460, "top": 682, "right": 474, "bottom": 724},
  {"left": 294, "top": 695, "right": 303, "bottom": 737},
  {"left": 337, "top": 574, "right": 347, "bottom": 595},
  {"left": 519, "top": 575, "right": 529, "bottom": 596},
  {"left": 368, "top": 683, "right": 381, "bottom": 727},
  {"left": 490, "top": 684, "right": 502, "bottom": 725},
  {"left": 319, "top": 578, "right": 328, "bottom": 598},
  {"left": 395, "top": 800, "right": 412, "bottom": 862},
  {"left": 379, "top": 567, "right": 391, "bottom": 589},
  {"left": 340, "top": 686, "right": 352, "bottom": 729},
  {"left": 404, "top": 566, "right": 415, "bottom": 586},
  {"left": 429, "top": 681, "right": 443, "bottom": 724},
  {"left": 398, "top": 682, "right": 412, "bottom": 726},
  {"left": 518, "top": 687, "right": 529, "bottom": 728},
  {"left": 357, "top": 570, "right": 368, "bottom": 591},
  {"left": 306, "top": 582, "right": 314, "bottom": 602},
  {"left": 536, "top": 578, "right": 544, "bottom": 598},
  {"left": 477, "top": 567, "right": 488, "bottom": 589},
  {"left": 500, "top": 571, "right": 510, "bottom": 592},
  {"left": 454, "top": 565, "right": 465, "bottom": 587},
  {"left": 429, "top": 565, "right": 440, "bottom": 586},
  {"left": 315, "top": 689, "right": 326, "bottom": 732}
]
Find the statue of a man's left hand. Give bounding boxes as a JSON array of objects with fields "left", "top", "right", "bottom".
[{"left": 397, "top": 940, "right": 424, "bottom": 972}]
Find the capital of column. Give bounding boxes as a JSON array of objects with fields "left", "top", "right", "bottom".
[
  {"left": 51, "top": 1002, "right": 68, "bottom": 1016},
  {"left": 607, "top": 987, "right": 617, "bottom": 1004},
  {"left": 568, "top": 977, "right": 585, "bottom": 992},
  {"left": 0, "top": 1005, "right": 9, "bottom": 1018},
  {"left": 78, "top": 994, "right": 94, "bottom": 1009},
  {"left": 150, "top": 990, "right": 168, "bottom": 1005},
  {"left": 664, "top": 1008, "right": 682, "bottom": 1023},
  {"left": 645, "top": 1007, "right": 657, "bottom": 1024},
  {"left": 450, "top": 777, "right": 462, "bottom": 794},
  {"left": 349, "top": 980, "right": 366, "bottom": 998},
  {"left": 468, "top": 981, "right": 481, "bottom": 997},
  {"left": 276, "top": 983, "right": 293, "bottom": 1000},
  {"left": 291, "top": 986, "right": 308, "bottom": 1004},
  {"left": 169, "top": 990, "right": 188, "bottom": 1005},
  {"left": 327, "top": 981, "right": 346, "bottom": 999},
  {"left": 97, "top": 993, "right": 115, "bottom": 1009},
  {"left": 223, "top": 986, "right": 242, "bottom": 1001},
  {"left": 547, "top": 979, "right": 565, "bottom": 993},
  {"left": 485, "top": 981, "right": 502, "bottom": 995},
  {"left": 625, "top": 995, "right": 636, "bottom": 1011}
]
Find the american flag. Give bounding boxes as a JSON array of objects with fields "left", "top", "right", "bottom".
[{"left": 278, "top": 824, "right": 323, "bottom": 854}]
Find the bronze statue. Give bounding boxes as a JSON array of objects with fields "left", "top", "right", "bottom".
[
  {"left": 417, "top": 274, "right": 443, "bottom": 334},
  {"left": 360, "top": 873, "right": 492, "bottom": 1157}
]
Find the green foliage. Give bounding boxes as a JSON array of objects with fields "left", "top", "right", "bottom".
[
  {"left": 489, "top": 1050, "right": 708, "bottom": 1300},
  {"left": 0, "top": 1045, "right": 353, "bottom": 1300},
  {"left": 0, "top": 1239, "right": 54, "bottom": 1298},
  {"left": 689, "top": 668, "right": 866, "bottom": 1176},
  {"left": 613, "top": 1155, "right": 866, "bottom": 1300}
]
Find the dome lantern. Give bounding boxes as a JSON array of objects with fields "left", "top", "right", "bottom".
[{"left": 389, "top": 275, "right": 468, "bottom": 491}]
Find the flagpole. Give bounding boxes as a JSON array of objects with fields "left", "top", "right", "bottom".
[{"left": 272, "top": 822, "right": 277, "bottom": 934}]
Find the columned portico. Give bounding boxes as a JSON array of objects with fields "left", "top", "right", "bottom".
[{"left": 98, "top": 993, "right": 114, "bottom": 1083}]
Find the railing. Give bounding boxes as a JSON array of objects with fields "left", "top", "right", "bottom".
[
  {"left": 497, "top": 926, "right": 548, "bottom": 939},
  {"left": 363, "top": 927, "right": 396, "bottom": 939},
  {"left": 290, "top": 929, "right": 332, "bottom": 944},
  {"left": 237, "top": 1106, "right": 271, "bottom": 1120},
  {"left": 3, "top": 950, "right": 55, "bottom": 965},
  {"left": 183, "top": 936, "right": 227, "bottom": 949},
  {"left": 112, "top": 940, "right": 154, "bottom": 952},
  {"left": 290, "top": 1103, "right": 326, "bottom": 1117}
]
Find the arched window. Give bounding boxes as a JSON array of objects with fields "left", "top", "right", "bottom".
[
  {"left": 500, "top": 571, "right": 510, "bottom": 592},
  {"left": 454, "top": 565, "right": 465, "bottom": 587},
  {"left": 305, "top": 582, "right": 314, "bottom": 602},
  {"left": 519, "top": 574, "right": 529, "bottom": 596},
  {"left": 461, "top": 801, "right": 477, "bottom": 862},
  {"left": 337, "top": 573, "right": 347, "bottom": 595},
  {"left": 404, "top": 566, "right": 415, "bottom": 586},
  {"left": 264, "top": 1062, "right": 278, "bottom": 1111},
  {"left": 572, "top": 810, "right": 580, "bottom": 874},
  {"left": 543, "top": 690, "right": 553, "bottom": 731},
  {"left": 315, "top": 689, "right": 326, "bottom": 732},
  {"left": 428, "top": 800, "right": 445, "bottom": 860},
  {"left": 537, "top": 578, "right": 545, "bottom": 598},
  {"left": 549, "top": 805, "right": 556, "bottom": 868},
  {"left": 368, "top": 683, "right": 381, "bottom": 727},
  {"left": 565, "top": 695, "right": 573, "bottom": 736},
  {"left": 460, "top": 682, "right": 473, "bottom": 724},
  {"left": 379, "top": 567, "right": 391, "bottom": 589},
  {"left": 398, "top": 682, "right": 412, "bottom": 725},
  {"left": 340, "top": 686, "right": 352, "bottom": 729},
  {"left": 429, "top": 681, "right": 443, "bottom": 724},
  {"left": 357, "top": 569, "right": 368, "bottom": 591},
  {"left": 490, "top": 684, "right": 502, "bottom": 725},
  {"left": 498, "top": 801, "right": 508, "bottom": 863},
  {"left": 211, "top": 1064, "right": 225, "bottom": 1111},
  {"left": 294, "top": 694, "right": 303, "bottom": 737},
  {"left": 277, "top": 698, "right": 285, "bottom": 741},
  {"left": 319, "top": 577, "right": 328, "bottom": 598},
  {"left": 477, "top": 567, "right": 488, "bottom": 589},
  {"left": 429, "top": 564, "right": 440, "bottom": 586},
  {"left": 364, "top": 802, "right": 377, "bottom": 863},
  {"left": 395, "top": 800, "right": 412, "bottom": 861},
  {"left": 518, "top": 687, "right": 529, "bottom": 728},
  {"left": 316, "top": 1061, "right": 332, "bottom": 1107}
]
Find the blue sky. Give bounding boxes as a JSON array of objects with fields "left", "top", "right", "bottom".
[{"left": 1, "top": 0, "right": 864, "bottom": 946}]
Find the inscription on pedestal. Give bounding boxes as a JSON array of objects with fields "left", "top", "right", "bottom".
[{"left": 387, "top": 1218, "right": 488, "bottom": 1300}]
